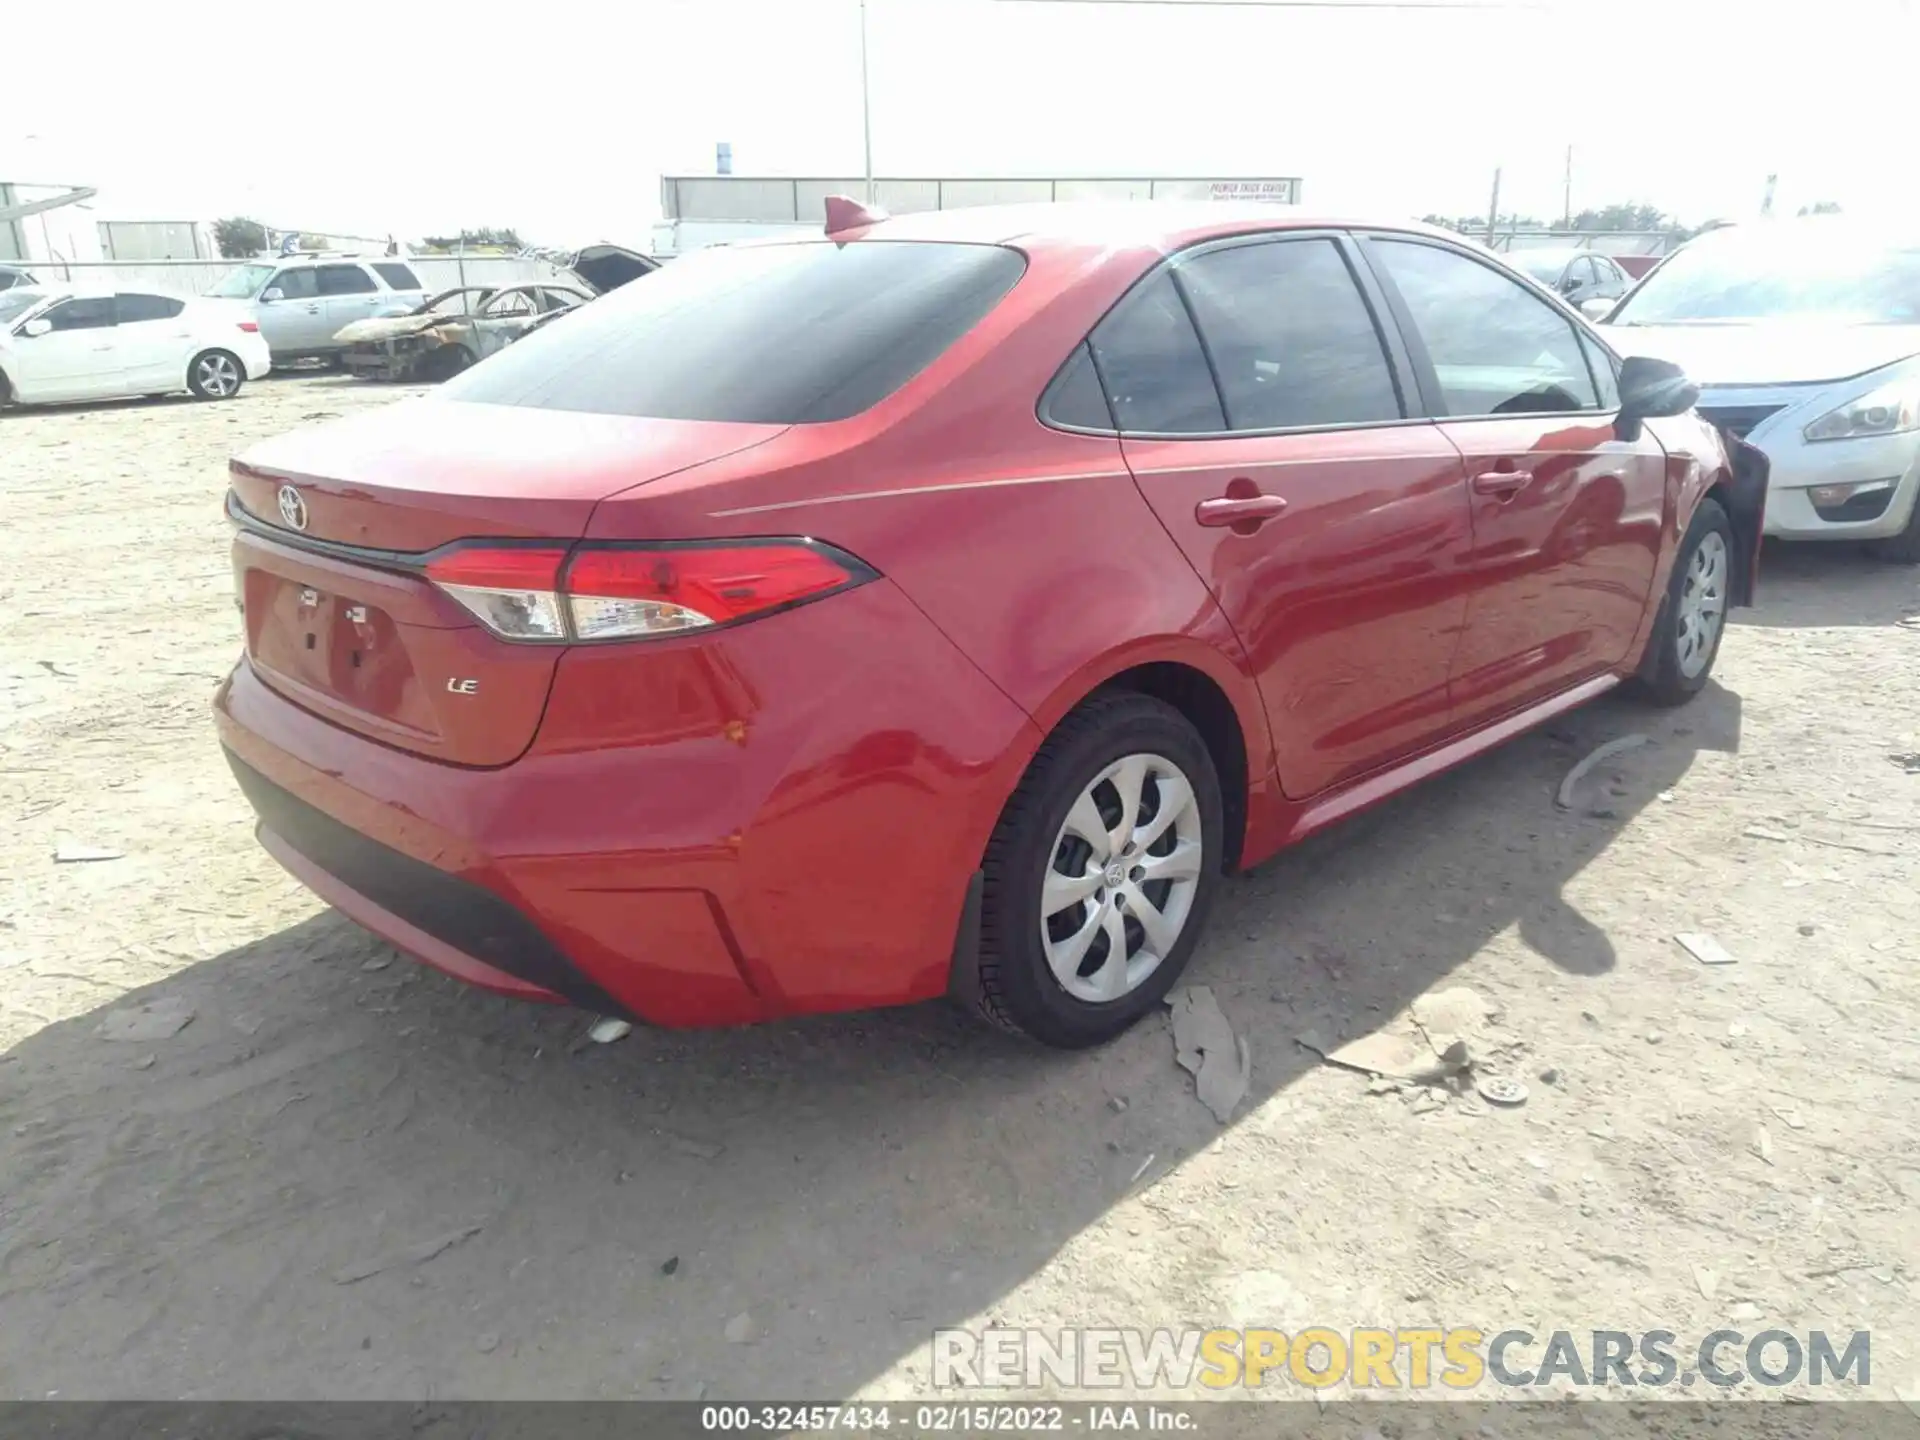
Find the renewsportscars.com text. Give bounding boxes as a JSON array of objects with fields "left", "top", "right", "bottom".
[{"left": 932, "top": 1326, "right": 1871, "bottom": 1391}]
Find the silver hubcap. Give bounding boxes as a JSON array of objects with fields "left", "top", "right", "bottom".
[
  {"left": 198, "top": 354, "right": 239, "bottom": 397},
  {"left": 1041, "top": 752, "right": 1203, "bottom": 1004},
  {"left": 1676, "top": 530, "right": 1727, "bottom": 679}
]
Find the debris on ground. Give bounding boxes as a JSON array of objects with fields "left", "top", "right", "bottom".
[
  {"left": 360, "top": 955, "right": 393, "bottom": 972},
  {"left": 1744, "top": 825, "right": 1793, "bottom": 843},
  {"left": 661, "top": 1256, "right": 680, "bottom": 1276},
  {"left": 331, "top": 1222, "right": 485, "bottom": 1285},
  {"left": 1754, "top": 1124, "right": 1774, "bottom": 1165},
  {"left": 1167, "top": 986, "right": 1251, "bottom": 1123},
  {"left": 475, "top": 1332, "right": 501, "bottom": 1354},
  {"left": 1691, "top": 1262, "right": 1719, "bottom": 1300},
  {"left": 53, "top": 842, "right": 124, "bottom": 864},
  {"left": 1301, "top": 986, "right": 1496, "bottom": 1089},
  {"left": 1676, "top": 932, "right": 1738, "bottom": 967},
  {"left": 658, "top": 1130, "right": 724, "bottom": 1161},
  {"left": 1555, "top": 734, "right": 1651, "bottom": 813},
  {"left": 96, "top": 999, "right": 195, "bottom": 1043},
  {"left": 1476, "top": 1076, "right": 1528, "bottom": 1107},
  {"left": 723, "top": 1312, "right": 756, "bottom": 1345},
  {"left": 588, "top": 1018, "right": 632, "bottom": 1044},
  {"left": 1889, "top": 753, "right": 1920, "bottom": 773},
  {"left": 1771, "top": 1106, "right": 1806, "bottom": 1131},
  {"left": 1108, "top": 1095, "right": 1128, "bottom": 1113}
]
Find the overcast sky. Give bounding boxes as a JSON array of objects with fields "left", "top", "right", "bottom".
[{"left": 5, "top": 0, "right": 1916, "bottom": 246}]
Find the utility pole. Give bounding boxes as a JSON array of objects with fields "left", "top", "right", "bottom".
[
  {"left": 859, "top": 0, "right": 876, "bottom": 204},
  {"left": 1562, "top": 144, "right": 1573, "bottom": 229},
  {"left": 1485, "top": 167, "right": 1502, "bottom": 245}
]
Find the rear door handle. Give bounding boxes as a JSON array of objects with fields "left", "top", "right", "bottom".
[
  {"left": 1196, "top": 493, "right": 1289, "bottom": 529},
  {"left": 1472, "top": 468, "right": 1534, "bottom": 497}
]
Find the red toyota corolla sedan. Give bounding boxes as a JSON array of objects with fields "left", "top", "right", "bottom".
[{"left": 216, "top": 202, "right": 1765, "bottom": 1048}]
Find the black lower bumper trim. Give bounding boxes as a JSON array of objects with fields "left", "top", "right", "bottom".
[{"left": 224, "top": 749, "right": 626, "bottom": 1016}]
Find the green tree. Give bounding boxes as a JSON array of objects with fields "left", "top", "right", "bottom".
[
  {"left": 213, "top": 216, "right": 269, "bottom": 259},
  {"left": 419, "top": 227, "right": 524, "bottom": 251}
]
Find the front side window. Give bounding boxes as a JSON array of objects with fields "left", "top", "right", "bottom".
[
  {"left": 317, "top": 264, "right": 377, "bottom": 296},
  {"left": 1372, "top": 239, "right": 1601, "bottom": 417},
  {"left": 272, "top": 268, "right": 319, "bottom": 300},
  {"left": 1087, "top": 270, "right": 1225, "bottom": 434},
  {"left": 1175, "top": 238, "right": 1402, "bottom": 431},
  {"left": 44, "top": 297, "right": 115, "bottom": 332},
  {"left": 447, "top": 240, "right": 1026, "bottom": 424}
]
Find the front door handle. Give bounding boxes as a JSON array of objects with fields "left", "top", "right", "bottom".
[
  {"left": 1472, "top": 468, "right": 1534, "bottom": 497},
  {"left": 1196, "top": 493, "right": 1289, "bottom": 529}
]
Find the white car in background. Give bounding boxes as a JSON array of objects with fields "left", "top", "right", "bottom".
[
  {"left": 1603, "top": 218, "right": 1920, "bottom": 562},
  {"left": 0, "top": 286, "right": 272, "bottom": 408}
]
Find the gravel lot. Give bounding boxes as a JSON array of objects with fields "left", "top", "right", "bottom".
[{"left": 1, "top": 375, "right": 1917, "bottom": 1405}]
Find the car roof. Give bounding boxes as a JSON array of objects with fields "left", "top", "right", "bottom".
[{"left": 830, "top": 201, "right": 1461, "bottom": 256}]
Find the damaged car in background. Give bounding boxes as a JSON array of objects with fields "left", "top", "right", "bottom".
[{"left": 334, "top": 244, "right": 658, "bottom": 382}]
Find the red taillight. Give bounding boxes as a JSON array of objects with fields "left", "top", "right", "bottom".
[
  {"left": 237, "top": 321, "right": 260, "bottom": 333},
  {"left": 424, "top": 546, "right": 570, "bottom": 641},
  {"left": 423, "top": 541, "right": 870, "bottom": 643}
]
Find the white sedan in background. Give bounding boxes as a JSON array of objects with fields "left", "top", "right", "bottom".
[{"left": 0, "top": 286, "right": 272, "bottom": 408}]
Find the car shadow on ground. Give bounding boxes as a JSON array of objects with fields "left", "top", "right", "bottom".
[
  {"left": 1736, "top": 538, "right": 1919, "bottom": 629},
  {"left": 0, "top": 686, "right": 1739, "bottom": 1401}
]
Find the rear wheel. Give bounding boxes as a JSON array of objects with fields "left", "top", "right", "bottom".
[
  {"left": 974, "top": 692, "right": 1223, "bottom": 1048},
  {"left": 1632, "top": 498, "right": 1733, "bottom": 706},
  {"left": 187, "top": 349, "right": 244, "bottom": 400}
]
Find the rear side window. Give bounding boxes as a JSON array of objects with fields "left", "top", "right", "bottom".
[
  {"left": 1041, "top": 344, "right": 1115, "bottom": 430},
  {"left": 317, "top": 264, "right": 377, "bottom": 296},
  {"left": 1372, "top": 239, "right": 1600, "bottom": 416},
  {"left": 445, "top": 241, "right": 1026, "bottom": 424},
  {"left": 1175, "top": 239, "right": 1402, "bottom": 431},
  {"left": 116, "top": 293, "right": 185, "bottom": 322},
  {"left": 1087, "top": 271, "right": 1225, "bottom": 434},
  {"left": 373, "top": 262, "right": 421, "bottom": 290}
]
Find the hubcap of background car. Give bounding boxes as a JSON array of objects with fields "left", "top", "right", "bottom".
[
  {"left": 1675, "top": 531, "right": 1728, "bottom": 679},
  {"left": 1040, "top": 752, "right": 1203, "bottom": 1004},
  {"left": 198, "top": 354, "right": 239, "bottom": 397}
]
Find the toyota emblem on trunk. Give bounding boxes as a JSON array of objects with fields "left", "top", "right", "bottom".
[{"left": 276, "top": 484, "right": 309, "bottom": 532}]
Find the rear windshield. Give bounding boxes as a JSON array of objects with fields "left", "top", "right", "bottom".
[{"left": 441, "top": 240, "right": 1027, "bottom": 423}]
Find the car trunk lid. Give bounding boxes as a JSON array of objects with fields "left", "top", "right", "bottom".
[{"left": 229, "top": 398, "right": 786, "bottom": 765}]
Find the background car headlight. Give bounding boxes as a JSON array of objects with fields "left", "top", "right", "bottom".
[{"left": 1803, "top": 377, "right": 1920, "bottom": 442}]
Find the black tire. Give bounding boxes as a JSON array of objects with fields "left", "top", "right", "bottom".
[
  {"left": 974, "top": 691, "right": 1223, "bottom": 1048},
  {"left": 1632, "top": 497, "right": 1734, "bottom": 707},
  {"left": 1865, "top": 493, "right": 1920, "bottom": 564},
  {"left": 425, "top": 345, "right": 474, "bottom": 383},
  {"left": 186, "top": 349, "right": 245, "bottom": 401}
]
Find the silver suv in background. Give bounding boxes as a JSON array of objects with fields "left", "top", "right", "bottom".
[{"left": 205, "top": 254, "right": 427, "bottom": 366}]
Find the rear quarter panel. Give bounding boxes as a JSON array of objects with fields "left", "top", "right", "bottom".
[{"left": 582, "top": 237, "right": 1278, "bottom": 864}]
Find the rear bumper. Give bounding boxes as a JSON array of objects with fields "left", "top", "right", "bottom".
[
  {"left": 230, "top": 751, "right": 622, "bottom": 1012},
  {"left": 214, "top": 579, "right": 1039, "bottom": 1027}
]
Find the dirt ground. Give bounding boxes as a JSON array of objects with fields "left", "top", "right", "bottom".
[{"left": 1, "top": 375, "right": 1917, "bottom": 1407}]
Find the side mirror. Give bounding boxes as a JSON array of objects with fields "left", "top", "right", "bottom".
[
  {"left": 260, "top": 287, "right": 284, "bottom": 304},
  {"left": 19, "top": 317, "right": 51, "bottom": 338},
  {"left": 1579, "top": 296, "right": 1614, "bottom": 319},
  {"left": 1616, "top": 355, "right": 1700, "bottom": 441}
]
